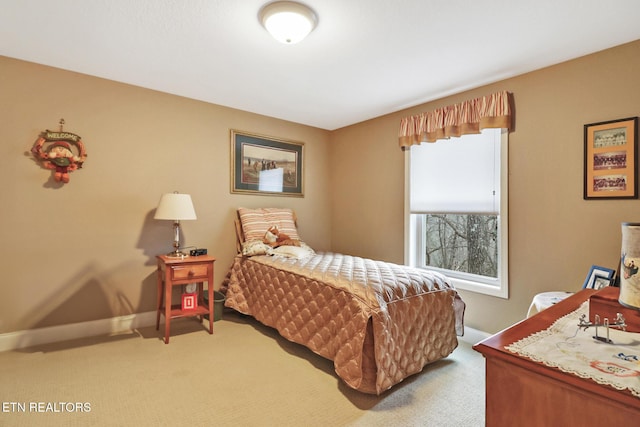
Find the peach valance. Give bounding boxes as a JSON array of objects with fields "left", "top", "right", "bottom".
[{"left": 398, "top": 91, "right": 512, "bottom": 147}]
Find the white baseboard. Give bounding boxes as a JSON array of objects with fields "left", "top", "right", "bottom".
[
  {"left": 0, "top": 311, "right": 157, "bottom": 353},
  {"left": 1, "top": 312, "right": 491, "bottom": 353},
  {"left": 460, "top": 326, "right": 491, "bottom": 346}
]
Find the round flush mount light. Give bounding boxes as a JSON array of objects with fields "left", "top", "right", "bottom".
[{"left": 259, "top": 1, "right": 317, "bottom": 44}]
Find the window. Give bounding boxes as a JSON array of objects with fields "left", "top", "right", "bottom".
[{"left": 405, "top": 128, "right": 508, "bottom": 298}]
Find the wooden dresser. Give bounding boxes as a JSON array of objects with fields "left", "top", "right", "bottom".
[{"left": 473, "top": 290, "right": 640, "bottom": 426}]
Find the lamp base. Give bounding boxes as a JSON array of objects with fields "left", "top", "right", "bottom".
[{"left": 165, "top": 250, "right": 190, "bottom": 259}]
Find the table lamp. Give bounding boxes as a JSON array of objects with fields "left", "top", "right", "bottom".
[{"left": 154, "top": 191, "right": 197, "bottom": 258}]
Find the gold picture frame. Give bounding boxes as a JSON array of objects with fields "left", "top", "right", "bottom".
[
  {"left": 584, "top": 117, "right": 638, "bottom": 199},
  {"left": 230, "top": 130, "right": 304, "bottom": 197}
]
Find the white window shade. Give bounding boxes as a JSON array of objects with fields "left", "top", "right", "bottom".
[{"left": 409, "top": 129, "right": 500, "bottom": 214}]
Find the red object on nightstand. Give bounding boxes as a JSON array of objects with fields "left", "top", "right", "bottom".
[{"left": 181, "top": 293, "right": 198, "bottom": 311}]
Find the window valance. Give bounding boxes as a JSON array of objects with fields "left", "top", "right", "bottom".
[{"left": 398, "top": 90, "right": 512, "bottom": 147}]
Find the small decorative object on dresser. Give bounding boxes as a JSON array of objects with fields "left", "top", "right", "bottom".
[{"left": 582, "top": 264, "right": 615, "bottom": 290}]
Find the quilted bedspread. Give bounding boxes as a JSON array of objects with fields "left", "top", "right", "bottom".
[{"left": 223, "top": 252, "right": 465, "bottom": 394}]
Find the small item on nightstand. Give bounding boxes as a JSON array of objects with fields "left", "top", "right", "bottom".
[
  {"left": 190, "top": 248, "right": 207, "bottom": 256},
  {"left": 181, "top": 293, "right": 198, "bottom": 311}
]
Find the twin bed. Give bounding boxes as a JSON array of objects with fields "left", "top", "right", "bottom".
[{"left": 222, "top": 207, "right": 465, "bottom": 395}]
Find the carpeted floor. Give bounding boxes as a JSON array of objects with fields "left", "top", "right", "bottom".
[{"left": 0, "top": 311, "right": 485, "bottom": 426}]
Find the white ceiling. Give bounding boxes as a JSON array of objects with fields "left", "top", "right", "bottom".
[{"left": 2, "top": 0, "right": 640, "bottom": 130}]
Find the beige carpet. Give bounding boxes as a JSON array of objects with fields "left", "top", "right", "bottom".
[{"left": 0, "top": 311, "right": 485, "bottom": 426}]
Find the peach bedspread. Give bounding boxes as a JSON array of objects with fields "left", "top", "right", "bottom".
[{"left": 223, "top": 252, "right": 465, "bottom": 394}]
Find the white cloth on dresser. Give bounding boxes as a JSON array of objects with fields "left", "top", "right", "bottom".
[{"left": 507, "top": 301, "right": 640, "bottom": 397}]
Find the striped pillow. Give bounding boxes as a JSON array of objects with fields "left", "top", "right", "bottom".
[{"left": 238, "top": 208, "right": 300, "bottom": 242}]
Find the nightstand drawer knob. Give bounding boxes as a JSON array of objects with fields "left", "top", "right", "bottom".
[{"left": 170, "top": 264, "right": 208, "bottom": 279}]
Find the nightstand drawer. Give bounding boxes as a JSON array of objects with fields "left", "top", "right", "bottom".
[{"left": 170, "top": 264, "right": 209, "bottom": 280}]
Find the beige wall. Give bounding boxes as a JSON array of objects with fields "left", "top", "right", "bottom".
[
  {"left": 331, "top": 40, "right": 640, "bottom": 334},
  {"left": 0, "top": 56, "right": 332, "bottom": 334},
  {"left": 3, "top": 39, "right": 640, "bottom": 337}
]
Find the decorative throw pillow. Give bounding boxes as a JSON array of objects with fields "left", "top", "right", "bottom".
[
  {"left": 238, "top": 207, "right": 300, "bottom": 242},
  {"left": 242, "top": 240, "right": 273, "bottom": 257}
]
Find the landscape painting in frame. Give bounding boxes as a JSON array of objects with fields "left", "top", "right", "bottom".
[
  {"left": 231, "top": 130, "right": 304, "bottom": 197},
  {"left": 584, "top": 117, "right": 638, "bottom": 199}
]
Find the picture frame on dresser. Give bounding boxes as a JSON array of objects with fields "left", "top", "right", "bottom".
[
  {"left": 582, "top": 265, "right": 615, "bottom": 289},
  {"left": 584, "top": 116, "right": 638, "bottom": 199},
  {"left": 230, "top": 130, "right": 304, "bottom": 197}
]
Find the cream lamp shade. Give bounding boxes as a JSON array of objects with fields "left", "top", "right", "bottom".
[
  {"left": 259, "top": 1, "right": 317, "bottom": 44},
  {"left": 154, "top": 193, "right": 197, "bottom": 221},
  {"left": 154, "top": 192, "right": 197, "bottom": 257}
]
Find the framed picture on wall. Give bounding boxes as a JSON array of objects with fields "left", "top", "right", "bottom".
[
  {"left": 584, "top": 117, "right": 638, "bottom": 199},
  {"left": 230, "top": 130, "right": 304, "bottom": 197}
]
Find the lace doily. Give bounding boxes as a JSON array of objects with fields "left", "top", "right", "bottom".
[{"left": 506, "top": 301, "right": 640, "bottom": 397}]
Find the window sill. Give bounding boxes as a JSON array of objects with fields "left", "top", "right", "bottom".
[{"left": 447, "top": 275, "right": 508, "bottom": 299}]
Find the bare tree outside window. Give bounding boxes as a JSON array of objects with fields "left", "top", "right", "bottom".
[{"left": 423, "top": 214, "right": 498, "bottom": 278}]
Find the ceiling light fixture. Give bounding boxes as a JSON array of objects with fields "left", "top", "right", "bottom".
[{"left": 259, "top": 1, "right": 317, "bottom": 44}]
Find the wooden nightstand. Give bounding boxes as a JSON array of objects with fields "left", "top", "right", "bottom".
[{"left": 156, "top": 254, "right": 216, "bottom": 344}]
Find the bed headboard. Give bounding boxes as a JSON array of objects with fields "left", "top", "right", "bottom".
[{"left": 234, "top": 214, "right": 245, "bottom": 254}]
